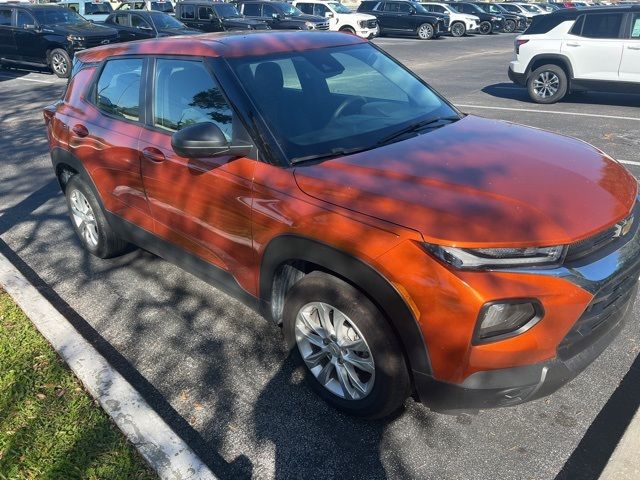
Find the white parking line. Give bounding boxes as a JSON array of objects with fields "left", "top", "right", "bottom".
[
  {"left": 0, "top": 74, "right": 56, "bottom": 84},
  {"left": 457, "top": 104, "right": 640, "bottom": 122},
  {"left": 618, "top": 159, "right": 640, "bottom": 167}
]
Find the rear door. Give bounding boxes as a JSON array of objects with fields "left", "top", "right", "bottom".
[
  {"left": 619, "top": 12, "right": 640, "bottom": 82},
  {"left": 0, "top": 7, "right": 16, "bottom": 61},
  {"left": 562, "top": 12, "right": 625, "bottom": 81},
  {"left": 377, "top": 2, "right": 400, "bottom": 31},
  {"left": 138, "top": 57, "right": 256, "bottom": 278}
]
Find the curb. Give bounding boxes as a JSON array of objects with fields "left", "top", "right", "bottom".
[
  {"left": 0, "top": 252, "right": 217, "bottom": 480},
  {"left": 599, "top": 407, "right": 640, "bottom": 480}
]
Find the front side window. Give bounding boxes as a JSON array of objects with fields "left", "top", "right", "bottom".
[
  {"left": 213, "top": 3, "right": 241, "bottom": 18},
  {"left": 313, "top": 4, "right": 328, "bottom": 16},
  {"left": 262, "top": 4, "right": 277, "bottom": 16},
  {"left": 199, "top": 6, "right": 213, "bottom": 20},
  {"left": 228, "top": 43, "right": 457, "bottom": 162},
  {"left": 242, "top": 3, "right": 261, "bottom": 16},
  {"left": 398, "top": 3, "right": 411, "bottom": 14},
  {"left": 296, "top": 3, "right": 313, "bottom": 15},
  {"left": 153, "top": 59, "right": 234, "bottom": 140},
  {"left": 328, "top": 2, "right": 351, "bottom": 14},
  {"left": 95, "top": 58, "right": 142, "bottom": 121},
  {"left": 0, "top": 9, "right": 10, "bottom": 26},
  {"left": 115, "top": 13, "right": 128, "bottom": 25},
  {"left": 16, "top": 10, "right": 36, "bottom": 28},
  {"left": 581, "top": 13, "right": 623, "bottom": 39},
  {"left": 131, "top": 14, "right": 151, "bottom": 28},
  {"left": 181, "top": 4, "right": 195, "bottom": 19},
  {"left": 632, "top": 14, "right": 640, "bottom": 39}
]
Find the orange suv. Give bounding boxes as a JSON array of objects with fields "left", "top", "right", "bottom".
[{"left": 44, "top": 31, "right": 639, "bottom": 418}]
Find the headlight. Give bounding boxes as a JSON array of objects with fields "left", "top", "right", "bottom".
[
  {"left": 423, "top": 244, "right": 566, "bottom": 269},
  {"left": 359, "top": 20, "right": 367, "bottom": 28},
  {"left": 305, "top": 21, "right": 315, "bottom": 29},
  {"left": 491, "top": 16, "right": 501, "bottom": 21},
  {"left": 67, "top": 35, "right": 85, "bottom": 42}
]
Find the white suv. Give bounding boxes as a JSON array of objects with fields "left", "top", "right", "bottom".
[
  {"left": 509, "top": 6, "right": 640, "bottom": 104},
  {"left": 292, "top": 1, "right": 378, "bottom": 38},
  {"left": 421, "top": 2, "right": 479, "bottom": 37}
]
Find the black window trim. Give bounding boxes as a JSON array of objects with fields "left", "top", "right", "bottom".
[{"left": 88, "top": 55, "right": 148, "bottom": 127}]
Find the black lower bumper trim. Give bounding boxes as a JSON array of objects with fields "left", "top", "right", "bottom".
[{"left": 508, "top": 67, "right": 526, "bottom": 85}]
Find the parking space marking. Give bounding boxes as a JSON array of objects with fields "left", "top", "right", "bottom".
[
  {"left": 0, "top": 74, "right": 56, "bottom": 84},
  {"left": 619, "top": 160, "right": 640, "bottom": 166},
  {"left": 456, "top": 104, "right": 640, "bottom": 122}
]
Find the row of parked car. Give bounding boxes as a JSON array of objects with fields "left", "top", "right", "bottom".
[{"left": 0, "top": 0, "right": 560, "bottom": 78}]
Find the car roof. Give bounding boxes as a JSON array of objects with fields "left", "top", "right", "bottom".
[
  {"left": 76, "top": 31, "right": 365, "bottom": 63},
  {"left": 537, "top": 4, "right": 640, "bottom": 20}
]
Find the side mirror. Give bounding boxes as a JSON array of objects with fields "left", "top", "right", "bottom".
[
  {"left": 171, "top": 122, "right": 252, "bottom": 158},
  {"left": 139, "top": 24, "right": 153, "bottom": 30},
  {"left": 24, "top": 23, "right": 38, "bottom": 30},
  {"left": 325, "top": 12, "right": 334, "bottom": 18},
  {"left": 208, "top": 13, "right": 214, "bottom": 20},
  {"left": 408, "top": 9, "right": 415, "bottom": 15}
]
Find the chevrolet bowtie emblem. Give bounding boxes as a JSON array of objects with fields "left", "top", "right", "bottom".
[
  {"left": 613, "top": 215, "right": 634, "bottom": 238},
  {"left": 101, "top": 39, "right": 110, "bottom": 45}
]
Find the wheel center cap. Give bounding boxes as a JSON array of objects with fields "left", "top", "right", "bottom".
[{"left": 327, "top": 343, "right": 341, "bottom": 358}]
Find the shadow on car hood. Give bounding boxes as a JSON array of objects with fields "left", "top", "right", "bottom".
[{"left": 294, "top": 115, "right": 637, "bottom": 246}]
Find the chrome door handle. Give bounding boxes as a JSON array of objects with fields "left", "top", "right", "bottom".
[
  {"left": 142, "top": 147, "right": 165, "bottom": 163},
  {"left": 628, "top": 45, "right": 640, "bottom": 50},
  {"left": 566, "top": 42, "right": 580, "bottom": 47}
]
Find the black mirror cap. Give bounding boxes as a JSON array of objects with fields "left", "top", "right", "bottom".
[{"left": 171, "top": 122, "right": 252, "bottom": 158}]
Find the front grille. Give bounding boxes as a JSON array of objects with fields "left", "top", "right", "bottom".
[
  {"left": 82, "top": 35, "right": 118, "bottom": 48},
  {"left": 566, "top": 205, "right": 638, "bottom": 263},
  {"left": 316, "top": 22, "right": 330, "bottom": 30},
  {"left": 558, "top": 257, "right": 640, "bottom": 360}
]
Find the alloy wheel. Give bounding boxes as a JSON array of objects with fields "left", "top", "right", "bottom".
[
  {"left": 451, "top": 22, "right": 465, "bottom": 37},
  {"left": 295, "top": 302, "right": 375, "bottom": 401},
  {"left": 532, "top": 71, "right": 560, "bottom": 99},
  {"left": 51, "top": 52, "right": 68, "bottom": 76},
  {"left": 504, "top": 20, "right": 516, "bottom": 33},
  {"left": 479, "top": 21, "right": 491, "bottom": 34},
  {"left": 69, "top": 189, "right": 99, "bottom": 248},
  {"left": 418, "top": 24, "right": 433, "bottom": 39}
]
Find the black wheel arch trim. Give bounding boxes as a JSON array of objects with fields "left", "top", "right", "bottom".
[
  {"left": 525, "top": 54, "right": 574, "bottom": 81},
  {"left": 259, "top": 234, "right": 434, "bottom": 382}
]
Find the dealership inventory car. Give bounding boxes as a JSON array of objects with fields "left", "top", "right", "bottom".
[
  {"left": 509, "top": 6, "right": 640, "bottom": 103},
  {"left": 444, "top": 1, "right": 503, "bottom": 34},
  {"left": 293, "top": 0, "right": 378, "bottom": 38},
  {"left": 499, "top": 2, "right": 538, "bottom": 25},
  {"left": 45, "top": 31, "right": 639, "bottom": 419},
  {"left": 105, "top": 10, "right": 198, "bottom": 41},
  {"left": 176, "top": 0, "right": 269, "bottom": 32},
  {"left": 357, "top": 0, "right": 448, "bottom": 39},
  {"left": 421, "top": 2, "right": 479, "bottom": 37},
  {"left": 473, "top": 2, "right": 527, "bottom": 32},
  {"left": 115, "top": 0, "right": 175, "bottom": 14},
  {"left": 0, "top": 3, "right": 118, "bottom": 77},
  {"left": 58, "top": 0, "right": 114, "bottom": 23},
  {"left": 233, "top": 1, "right": 329, "bottom": 30}
]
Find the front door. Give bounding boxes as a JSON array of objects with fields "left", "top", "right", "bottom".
[
  {"left": 139, "top": 57, "right": 256, "bottom": 280},
  {"left": 13, "top": 9, "right": 43, "bottom": 63},
  {"left": 130, "top": 13, "right": 156, "bottom": 39},
  {"left": 0, "top": 8, "right": 15, "bottom": 60},
  {"left": 619, "top": 13, "right": 640, "bottom": 82}
]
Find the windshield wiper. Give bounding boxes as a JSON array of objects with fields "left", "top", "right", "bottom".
[
  {"left": 291, "top": 145, "right": 373, "bottom": 165},
  {"left": 377, "top": 115, "right": 460, "bottom": 147}
]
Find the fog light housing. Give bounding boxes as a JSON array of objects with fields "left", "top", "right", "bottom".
[{"left": 474, "top": 300, "right": 543, "bottom": 344}]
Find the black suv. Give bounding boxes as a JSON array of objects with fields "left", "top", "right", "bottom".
[
  {"left": 233, "top": 1, "right": 329, "bottom": 30},
  {"left": 473, "top": 2, "right": 526, "bottom": 32},
  {"left": 357, "top": 0, "right": 448, "bottom": 40},
  {"left": 105, "top": 10, "right": 199, "bottom": 41},
  {"left": 0, "top": 4, "right": 117, "bottom": 78},
  {"left": 176, "top": 1, "right": 269, "bottom": 32},
  {"left": 444, "top": 2, "right": 504, "bottom": 34}
]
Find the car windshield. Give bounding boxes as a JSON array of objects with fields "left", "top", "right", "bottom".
[
  {"left": 228, "top": 43, "right": 458, "bottom": 163},
  {"left": 33, "top": 8, "right": 87, "bottom": 24},
  {"left": 279, "top": 3, "right": 303, "bottom": 16},
  {"left": 328, "top": 2, "right": 352, "bottom": 14},
  {"left": 214, "top": 3, "right": 241, "bottom": 17},
  {"left": 150, "top": 1, "right": 174, "bottom": 12},
  {"left": 84, "top": 2, "right": 113, "bottom": 14},
  {"left": 150, "top": 11, "right": 183, "bottom": 27},
  {"left": 413, "top": 3, "right": 429, "bottom": 14},
  {"left": 520, "top": 4, "right": 540, "bottom": 12}
]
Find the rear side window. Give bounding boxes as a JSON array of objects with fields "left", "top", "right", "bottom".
[
  {"left": 357, "top": 1, "right": 377, "bottom": 12},
  {"left": 95, "top": 58, "right": 143, "bottom": 121},
  {"left": 0, "top": 9, "right": 10, "bottom": 26},
  {"left": 383, "top": 3, "right": 399, "bottom": 13},
  {"left": 580, "top": 13, "right": 623, "bottom": 39},
  {"left": 242, "top": 3, "right": 261, "bottom": 16},
  {"left": 114, "top": 13, "right": 129, "bottom": 25},
  {"left": 153, "top": 59, "right": 234, "bottom": 139},
  {"left": 199, "top": 6, "right": 213, "bottom": 20},
  {"left": 313, "top": 3, "right": 328, "bottom": 16},
  {"left": 181, "top": 4, "right": 195, "bottom": 19}
]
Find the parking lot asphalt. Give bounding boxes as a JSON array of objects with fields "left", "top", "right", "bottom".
[{"left": 1, "top": 32, "right": 640, "bottom": 480}]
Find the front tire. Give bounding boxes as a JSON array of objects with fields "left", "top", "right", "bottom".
[
  {"left": 527, "top": 64, "right": 568, "bottom": 104},
  {"left": 339, "top": 26, "right": 356, "bottom": 35},
  {"left": 503, "top": 19, "right": 516, "bottom": 33},
  {"left": 49, "top": 48, "right": 71, "bottom": 78},
  {"left": 65, "top": 175, "right": 129, "bottom": 258},
  {"left": 417, "top": 22, "right": 435, "bottom": 40},
  {"left": 450, "top": 21, "right": 466, "bottom": 37},
  {"left": 283, "top": 272, "right": 410, "bottom": 419},
  {"left": 479, "top": 20, "right": 492, "bottom": 35}
]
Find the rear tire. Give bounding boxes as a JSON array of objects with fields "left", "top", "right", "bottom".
[
  {"left": 417, "top": 22, "right": 435, "bottom": 40},
  {"left": 65, "top": 175, "right": 129, "bottom": 258},
  {"left": 503, "top": 19, "right": 516, "bottom": 33},
  {"left": 283, "top": 272, "right": 410, "bottom": 419},
  {"left": 527, "top": 64, "right": 568, "bottom": 104},
  {"left": 479, "top": 20, "right": 492, "bottom": 35},
  {"left": 450, "top": 21, "right": 466, "bottom": 37},
  {"left": 49, "top": 48, "right": 71, "bottom": 78}
]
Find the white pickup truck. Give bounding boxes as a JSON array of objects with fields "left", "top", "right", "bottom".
[{"left": 292, "top": 0, "right": 378, "bottom": 38}]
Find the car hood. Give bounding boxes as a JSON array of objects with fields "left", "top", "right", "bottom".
[
  {"left": 293, "top": 115, "right": 637, "bottom": 246},
  {"left": 461, "top": 14, "right": 480, "bottom": 21},
  {"left": 46, "top": 21, "right": 117, "bottom": 36},
  {"left": 287, "top": 13, "right": 326, "bottom": 22},
  {"left": 348, "top": 12, "right": 377, "bottom": 21}
]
